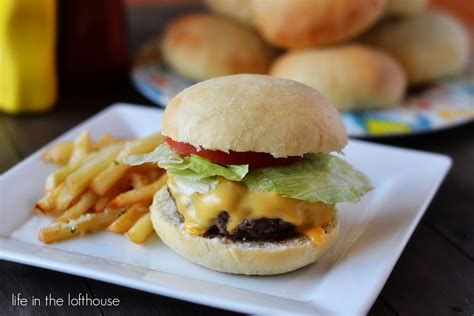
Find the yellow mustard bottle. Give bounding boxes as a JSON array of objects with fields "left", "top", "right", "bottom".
[{"left": 0, "top": 0, "right": 57, "bottom": 114}]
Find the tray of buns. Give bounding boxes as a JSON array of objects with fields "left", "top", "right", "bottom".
[{"left": 131, "top": 1, "right": 473, "bottom": 137}]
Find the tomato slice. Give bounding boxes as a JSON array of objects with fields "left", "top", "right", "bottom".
[{"left": 166, "top": 138, "right": 300, "bottom": 167}]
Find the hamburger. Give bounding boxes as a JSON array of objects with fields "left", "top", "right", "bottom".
[{"left": 125, "top": 74, "right": 372, "bottom": 275}]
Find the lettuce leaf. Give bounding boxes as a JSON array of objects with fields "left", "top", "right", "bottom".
[
  {"left": 124, "top": 143, "right": 248, "bottom": 194},
  {"left": 243, "top": 154, "right": 373, "bottom": 204},
  {"left": 124, "top": 143, "right": 372, "bottom": 203}
]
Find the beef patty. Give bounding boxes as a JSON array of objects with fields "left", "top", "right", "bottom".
[
  {"left": 170, "top": 189, "right": 298, "bottom": 242},
  {"left": 204, "top": 211, "right": 298, "bottom": 241}
]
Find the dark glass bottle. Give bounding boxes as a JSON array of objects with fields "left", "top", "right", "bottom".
[{"left": 58, "top": 0, "right": 129, "bottom": 90}]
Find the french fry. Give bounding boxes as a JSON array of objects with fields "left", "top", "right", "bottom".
[
  {"left": 44, "top": 131, "right": 98, "bottom": 192},
  {"left": 45, "top": 163, "right": 76, "bottom": 192},
  {"left": 107, "top": 173, "right": 167, "bottom": 210},
  {"left": 128, "top": 163, "right": 162, "bottom": 174},
  {"left": 90, "top": 134, "right": 165, "bottom": 196},
  {"left": 38, "top": 222, "right": 81, "bottom": 243},
  {"left": 125, "top": 212, "right": 154, "bottom": 244},
  {"left": 37, "top": 131, "right": 167, "bottom": 245},
  {"left": 130, "top": 172, "right": 150, "bottom": 188},
  {"left": 89, "top": 164, "right": 128, "bottom": 196},
  {"left": 67, "top": 144, "right": 124, "bottom": 195},
  {"left": 55, "top": 191, "right": 98, "bottom": 223},
  {"left": 69, "top": 130, "right": 92, "bottom": 165},
  {"left": 108, "top": 203, "right": 149, "bottom": 233},
  {"left": 36, "top": 183, "right": 64, "bottom": 214},
  {"left": 33, "top": 207, "right": 44, "bottom": 215},
  {"left": 54, "top": 186, "right": 76, "bottom": 213},
  {"left": 42, "top": 141, "right": 74, "bottom": 165},
  {"left": 145, "top": 169, "right": 161, "bottom": 183},
  {"left": 93, "top": 133, "right": 124, "bottom": 150},
  {"left": 55, "top": 143, "right": 123, "bottom": 211},
  {"left": 123, "top": 167, "right": 162, "bottom": 191},
  {"left": 94, "top": 196, "right": 110, "bottom": 212},
  {"left": 39, "top": 212, "right": 120, "bottom": 244},
  {"left": 93, "top": 175, "right": 133, "bottom": 212},
  {"left": 77, "top": 212, "right": 121, "bottom": 233}
]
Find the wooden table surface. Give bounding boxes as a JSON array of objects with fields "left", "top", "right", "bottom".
[{"left": 1, "top": 4, "right": 473, "bottom": 316}]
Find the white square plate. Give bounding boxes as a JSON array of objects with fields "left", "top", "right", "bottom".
[{"left": 0, "top": 104, "right": 451, "bottom": 314}]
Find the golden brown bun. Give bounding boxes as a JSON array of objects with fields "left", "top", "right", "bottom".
[
  {"left": 363, "top": 11, "right": 469, "bottom": 85},
  {"left": 161, "top": 13, "right": 274, "bottom": 81},
  {"left": 385, "top": 0, "right": 428, "bottom": 17},
  {"left": 205, "top": 0, "right": 254, "bottom": 26},
  {"left": 162, "top": 74, "right": 347, "bottom": 157},
  {"left": 270, "top": 45, "right": 407, "bottom": 111},
  {"left": 150, "top": 187, "right": 340, "bottom": 275},
  {"left": 251, "top": 0, "right": 387, "bottom": 48}
]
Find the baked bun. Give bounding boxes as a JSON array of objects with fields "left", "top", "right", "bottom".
[
  {"left": 161, "top": 13, "right": 274, "bottom": 81},
  {"left": 162, "top": 74, "right": 347, "bottom": 157},
  {"left": 363, "top": 11, "right": 469, "bottom": 85},
  {"left": 205, "top": 0, "right": 254, "bottom": 26},
  {"left": 270, "top": 45, "right": 407, "bottom": 111},
  {"left": 150, "top": 187, "right": 340, "bottom": 275},
  {"left": 251, "top": 0, "right": 387, "bottom": 48},
  {"left": 385, "top": 0, "right": 428, "bottom": 17}
]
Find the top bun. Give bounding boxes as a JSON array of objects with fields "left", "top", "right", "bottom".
[{"left": 162, "top": 74, "right": 347, "bottom": 157}]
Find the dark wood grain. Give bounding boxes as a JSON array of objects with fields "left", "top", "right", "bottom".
[
  {"left": 0, "top": 116, "right": 21, "bottom": 173},
  {"left": 0, "top": 260, "right": 101, "bottom": 316},
  {"left": 369, "top": 297, "right": 398, "bottom": 316},
  {"left": 85, "top": 279, "right": 239, "bottom": 316},
  {"left": 376, "top": 224, "right": 474, "bottom": 315},
  {"left": 367, "top": 123, "right": 474, "bottom": 259},
  {"left": 2, "top": 85, "right": 150, "bottom": 158}
]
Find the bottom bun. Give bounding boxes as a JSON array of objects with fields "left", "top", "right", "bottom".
[{"left": 150, "top": 186, "right": 340, "bottom": 275}]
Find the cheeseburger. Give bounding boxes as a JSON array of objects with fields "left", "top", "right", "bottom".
[{"left": 125, "top": 74, "right": 372, "bottom": 275}]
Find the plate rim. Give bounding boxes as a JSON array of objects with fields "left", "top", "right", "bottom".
[{"left": 0, "top": 103, "right": 452, "bottom": 314}]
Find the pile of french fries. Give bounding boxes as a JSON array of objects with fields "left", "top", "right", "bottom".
[{"left": 37, "top": 131, "right": 167, "bottom": 244}]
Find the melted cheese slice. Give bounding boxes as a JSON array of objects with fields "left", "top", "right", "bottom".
[
  {"left": 303, "top": 226, "right": 326, "bottom": 246},
  {"left": 167, "top": 175, "right": 335, "bottom": 244}
]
